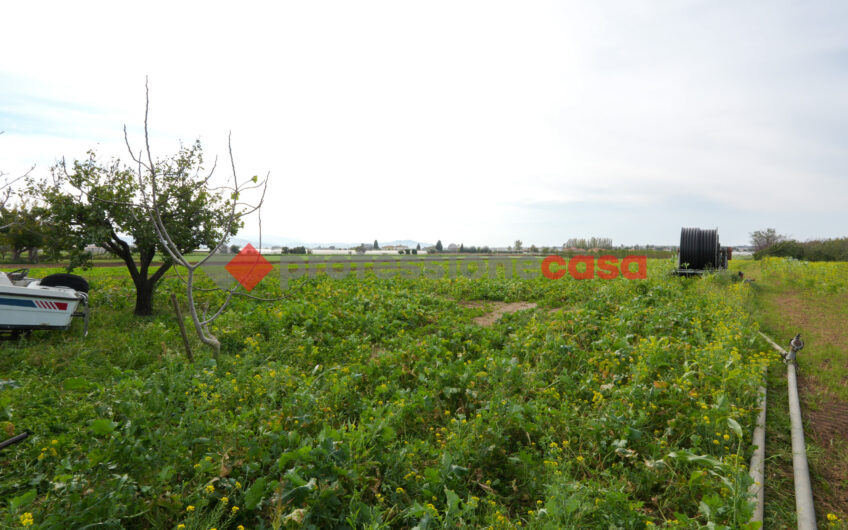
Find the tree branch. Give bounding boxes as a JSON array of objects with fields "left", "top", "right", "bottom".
[{"left": 121, "top": 80, "right": 271, "bottom": 356}]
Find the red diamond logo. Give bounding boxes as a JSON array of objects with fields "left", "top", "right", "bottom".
[{"left": 225, "top": 243, "right": 272, "bottom": 291}]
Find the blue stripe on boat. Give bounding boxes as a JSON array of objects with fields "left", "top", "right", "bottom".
[{"left": 0, "top": 298, "right": 38, "bottom": 308}]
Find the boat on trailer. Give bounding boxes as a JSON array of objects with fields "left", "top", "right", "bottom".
[{"left": 0, "top": 269, "right": 90, "bottom": 338}]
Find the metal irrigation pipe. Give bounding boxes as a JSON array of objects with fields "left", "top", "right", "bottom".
[
  {"left": 759, "top": 331, "right": 817, "bottom": 529},
  {"left": 0, "top": 431, "right": 30, "bottom": 451},
  {"left": 748, "top": 368, "right": 767, "bottom": 525}
]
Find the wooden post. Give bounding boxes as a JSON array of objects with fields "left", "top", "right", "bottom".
[{"left": 171, "top": 293, "right": 194, "bottom": 362}]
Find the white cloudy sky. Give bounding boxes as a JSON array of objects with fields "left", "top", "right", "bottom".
[{"left": 2, "top": 1, "right": 847, "bottom": 246}]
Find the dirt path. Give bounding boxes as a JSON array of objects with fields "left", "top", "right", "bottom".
[
  {"left": 760, "top": 289, "right": 848, "bottom": 517},
  {"left": 458, "top": 301, "right": 538, "bottom": 327}
]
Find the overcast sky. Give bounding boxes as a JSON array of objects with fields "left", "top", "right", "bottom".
[{"left": 2, "top": 1, "right": 847, "bottom": 247}]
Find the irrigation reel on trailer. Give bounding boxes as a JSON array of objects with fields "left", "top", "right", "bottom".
[{"left": 673, "top": 227, "right": 734, "bottom": 276}]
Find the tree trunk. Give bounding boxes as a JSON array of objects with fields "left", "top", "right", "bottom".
[
  {"left": 10, "top": 248, "right": 21, "bottom": 262},
  {"left": 107, "top": 236, "right": 172, "bottom": 317},
  {"left": 130, "top": 262, "right": 171, "bottom": 316},
  {"left": 134, "top": 279, "right": 155, "bottom": 316}
]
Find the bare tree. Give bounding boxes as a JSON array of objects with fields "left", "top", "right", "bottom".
[
  {"left": 750, "top": 228, "right": 786, "bottom": 252},
  {"left": 124, "top": 81, "right": 270, "bottom": 355},
  {"left": 586, "top": 236, "right": 612, "bottom": 249}
]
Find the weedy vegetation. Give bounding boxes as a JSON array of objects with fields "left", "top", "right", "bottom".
[{"left": 1, "top": 260, "right": 777, "bottom": 529}]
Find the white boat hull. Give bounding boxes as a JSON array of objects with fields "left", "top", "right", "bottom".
[
  {"left": 0, "top": 291, "right": 81, "bottom": 330},
  {"left": 0, "top": 272, "right": 87, "bottom": 331}
]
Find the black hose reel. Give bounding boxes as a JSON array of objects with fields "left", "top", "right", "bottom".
[{"left": 676, "top": 227, "right": 731, "bottom": 274}]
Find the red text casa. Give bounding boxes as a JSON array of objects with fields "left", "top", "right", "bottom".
[{"left": 541, "top": 255, "right": 647, "bottom": 280}]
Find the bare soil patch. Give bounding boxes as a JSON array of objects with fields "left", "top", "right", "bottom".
[
  {"left": 459, "top": 301, "right": 538, "bottom": 327},
  {"left": 799, "top": 378, "right": 848, "bottom": 514},
  {"left": 804, "top": 392, "right": 848, "bottom": 445}
]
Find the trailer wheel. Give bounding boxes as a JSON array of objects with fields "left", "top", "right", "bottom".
[{"left": 39, "top": 273, "right": 89, "bottom": 293}]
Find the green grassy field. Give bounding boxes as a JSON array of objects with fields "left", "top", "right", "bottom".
[
  {"left": 0, "top": 259, "right": 780, "bottom": 528},
  {"left": 2, "top": 249, "right": 673, "bottom": 269}
]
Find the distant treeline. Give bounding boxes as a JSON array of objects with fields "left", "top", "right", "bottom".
[
  {"left": 450, "top": 249, "right": 672, "bottom": 258},
  {"left": 755, "top": 238, "right": 848, "bottom": 262},
  {"left": 564, "top": 237, "right": 613, "bottom": 249},
  {"left": 279, "top": 246, "right": 308, "bottom": 254},
  {"left": 554, "top": 249, "right": 673, "bottom": 259}
]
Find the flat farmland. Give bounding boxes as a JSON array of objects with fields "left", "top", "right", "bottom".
[{"left": 0, "top": 260, "right": 772, "bottom": 529}]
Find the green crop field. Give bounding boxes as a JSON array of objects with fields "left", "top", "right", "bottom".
[{"left": 1, "top": 260, "right": 778, "bottom": 529}]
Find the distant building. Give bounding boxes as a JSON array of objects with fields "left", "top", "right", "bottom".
[{"left": 85, "top": 244, "right": 107, "bottom": 255}]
